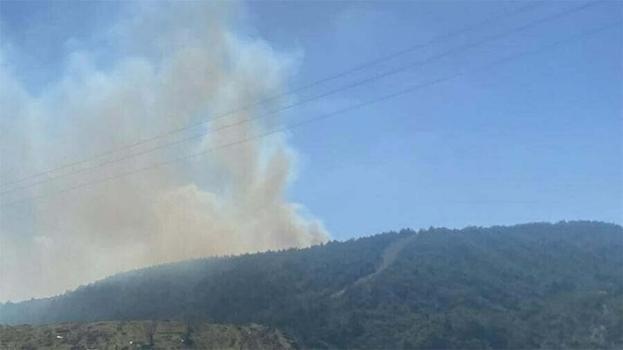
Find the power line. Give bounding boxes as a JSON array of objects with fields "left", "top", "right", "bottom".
[
  {"left": 0, "top": 2, "right": 544, "bottom": 190},
  {"left": 2, "top": 20, "right": 618, "bottom": 209},
  {"left": 0, "top": 1, "right": 604, "bottom": 197}
]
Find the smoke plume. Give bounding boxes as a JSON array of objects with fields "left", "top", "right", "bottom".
[{"left": 0, "top": 2, "right": 328, "bottom": 302}]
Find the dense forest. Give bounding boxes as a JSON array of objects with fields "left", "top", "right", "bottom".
[{"left": 1, "top": 221, "right": 622, "bottom": 349}]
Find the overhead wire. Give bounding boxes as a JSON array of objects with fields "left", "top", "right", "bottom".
[
  {"left": 0, "top": 1, "right": 545, "bottom": 190},
  {"left": 0, "top": 1, "right": 604, "bottom": 197},
  {"left": 1, "top": 18, "right": 618, "bottom": 209}
]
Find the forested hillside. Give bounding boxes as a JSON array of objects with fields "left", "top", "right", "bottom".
[{"left": 1, "top": 221, "right": 622, "bottom": 349}]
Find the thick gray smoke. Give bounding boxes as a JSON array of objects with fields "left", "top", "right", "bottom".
[{"left": 0, "top": 2, "right": 328, "bottom": 302}]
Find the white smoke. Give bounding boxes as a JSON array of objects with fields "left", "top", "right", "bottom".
[{"left": 0, "top": 2, "right": 328, "bottom": 302}]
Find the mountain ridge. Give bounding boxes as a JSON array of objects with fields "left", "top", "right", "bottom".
[{"left": 1, "top": 220, "right": 622, "bottom": 349}]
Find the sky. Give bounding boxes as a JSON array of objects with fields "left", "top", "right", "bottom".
[
  {"left": 252, "top": 0, "right": 623, "bottom": 238},
  {"left": 0, "top": 1, "right": 621, "bottom": 300}
]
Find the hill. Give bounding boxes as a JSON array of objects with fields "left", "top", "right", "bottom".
[
  {"left": 1, "top": 221, "right": 622, "bottom": 348},
  {"left": 0, "top": 320, "right": 294, "bottom": 349}
]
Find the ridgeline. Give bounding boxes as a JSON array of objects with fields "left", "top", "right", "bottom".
[{"left": 1, "top": 221, "right": 622, "bottom": 349}]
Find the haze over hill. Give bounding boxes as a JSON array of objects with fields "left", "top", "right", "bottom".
[
  {"left": 2, "top": 0, "right": 622, "bottom": 305},
  {"left": 1, "top": 221, "right": 621, "bottom": 349},
  {"left": 0, "top": 1, "right": 621, "bottom": 349},
  {"left": 0, "top": 0, "right": 327, "bottom": 303}
]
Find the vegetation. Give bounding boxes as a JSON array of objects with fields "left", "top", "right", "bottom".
[
  {"left": 1, "top": 221, "right": 622, "bottom": 349},
  {"left": 0, "top": 320, "right": 294, "bottom": 349}
]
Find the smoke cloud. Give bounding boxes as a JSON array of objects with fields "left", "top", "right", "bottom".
[{"left": 0, "top": 2, "right": 328, "bottom": 302}]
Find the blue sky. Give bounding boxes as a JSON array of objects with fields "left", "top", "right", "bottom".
[
  {"left": 253, "top": 1, "right": 623, "bottom": 239},
  {"left": 1, "top": 0, "right": 621, "bottom": 241}
]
